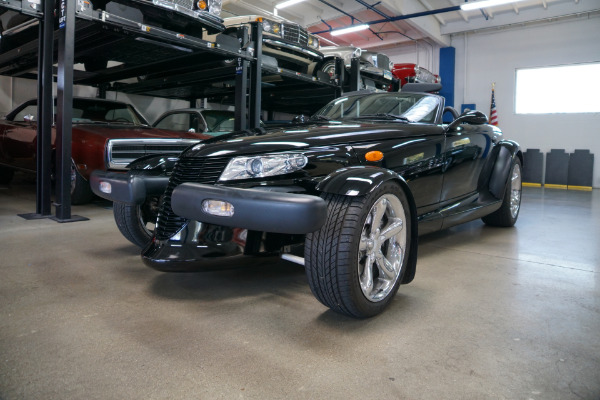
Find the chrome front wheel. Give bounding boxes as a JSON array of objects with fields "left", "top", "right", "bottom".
[
  {"left": 358, "top": 194, "right": 407, "bottom": 302},
  {"left": 305, "top": 182, "right": 412, "bottom": 318}
]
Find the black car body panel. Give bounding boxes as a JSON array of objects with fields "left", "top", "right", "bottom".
[{"left": 91, "top": 92, "right": 522, "bottom": 280}]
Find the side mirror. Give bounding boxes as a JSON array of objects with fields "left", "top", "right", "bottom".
[
  {"left": 446, "top": 110, "right": 488, "bottom": 132},
  {"left": 187, "top": 128, "right": 196, "bottom": 133},
  {"left": 23, "top": 114, "right": 36, "bottom": 123}
]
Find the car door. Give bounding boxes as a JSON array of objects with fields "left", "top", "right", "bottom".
[
  {"left": 1, "top": 103, "right": 39, "bottom": 171},
  {"left": 440, "top": 123, "right": 494, "bottom": 202}
]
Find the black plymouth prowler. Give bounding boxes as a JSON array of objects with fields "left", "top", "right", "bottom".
[{"left": 91, "top": 90, "right": 523, "bottom": 318}]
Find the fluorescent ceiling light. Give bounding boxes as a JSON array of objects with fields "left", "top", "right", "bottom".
[
  {"left": 460, "top": 0, "right": 526, "bottom": 11},
  {"left": 275, "top": 0, "right": 306, "bottom": 9},
  {"left": 331, "top": 24, "right": 370, "bottom": 36}
]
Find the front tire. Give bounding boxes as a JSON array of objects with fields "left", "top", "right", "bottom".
[
  {"left": 70, "top": 162, "right": 94, "bottom": 205},
  {"left": 482, "top": 158, "right": 522, "bottom": 227},
  {"left": 305, "top": 182, "right": 411, "bottom": 318},
  {"left": 113, "top": 196, "right": 159, "bottom": 248}
]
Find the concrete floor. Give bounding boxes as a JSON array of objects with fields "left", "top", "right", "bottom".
[{"left": 1, "top": 174, "right": 599, "bottom": 400}]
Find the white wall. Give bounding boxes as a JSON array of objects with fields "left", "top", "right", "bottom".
[
  {"left": 451, "top": 13, "right": 600, "bottom": 187},
  {"left": 385, "top": 41, "right": 440, "bottom": 74}
]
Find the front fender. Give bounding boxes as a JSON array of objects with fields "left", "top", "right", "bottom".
[
  {"left": 316, "top": 166, "right": 418, "bottom": 284},
  {"left": 489, "top": 140, "right": 522, "bottom": 199},
  {"left": 316, "top": 166, "right": 404, "bottom": 197}
]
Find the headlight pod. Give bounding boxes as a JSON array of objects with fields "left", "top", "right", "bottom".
[
  {"left": 207, "top": 0, "right": 222, "bottom": 16},
  {"left": 219, "top": 153, "right": 308, "bottom": 181},
  {"left": 261, "top": 19, "right": 282, "bottom": 36},
  {"left": 308, "top": 35, "right": 320, "bottom": 49}
]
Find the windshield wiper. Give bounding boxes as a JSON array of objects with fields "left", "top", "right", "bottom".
[
  {"left": 309, "top": 115, "right": 331, "bottom": 121},
  {"left": 353, "top": 113, "right": 410, "bottom": 121}
]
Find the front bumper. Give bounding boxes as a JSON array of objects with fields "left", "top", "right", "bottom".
[
  {"left": 90, "top": 170, "right": 169, "bottom": 204},
  {"left": 171, "top": 183, "right": 327, "bottom": 235}
]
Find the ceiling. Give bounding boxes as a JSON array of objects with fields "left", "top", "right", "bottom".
[{"left": 222, "top": 0, "right": 599, "bottom": 51}]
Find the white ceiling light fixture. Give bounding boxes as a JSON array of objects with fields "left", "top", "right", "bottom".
[
  {"left": 460, "top": 0, "right": 527, "bottom": 11},
  {"left": 331, "top": 24, "right": 370, "bottom": 36},
  {"left": 275, "top": 0, "right": 306, "bottom": 9}
]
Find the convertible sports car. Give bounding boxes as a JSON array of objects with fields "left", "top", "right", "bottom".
[
  {"left": 90, "top": 90, "right": 523, "bottom": 318},
  {"left": 0, "top": 97, "right": 209, "bottom": 203}
]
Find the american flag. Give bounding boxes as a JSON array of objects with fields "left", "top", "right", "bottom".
[{"left": 489, "top": 85, "right": 498, "bottom": 126}]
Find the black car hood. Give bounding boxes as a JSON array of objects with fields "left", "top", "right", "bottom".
[{"left": 185, "top": 121, "right": 443, "bottom": 158}]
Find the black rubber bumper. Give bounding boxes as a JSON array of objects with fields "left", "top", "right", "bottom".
[
  {"left": 171, "top": 183, "right": 327, "bottom": 234},
  {"left": 90, "top": 170, "right": 169, "bottom": 204}
]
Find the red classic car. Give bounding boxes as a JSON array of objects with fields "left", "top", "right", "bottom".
[
  {"left": 392, "top": 63, "right": 440, "bottom": 87},
  {"left": 0, "top": 97, "right": 209, "bottom": 203}
]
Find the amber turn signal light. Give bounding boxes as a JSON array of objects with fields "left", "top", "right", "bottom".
[
  {"left": 197, "top": 1, "right": 207, "bottom": 10},
  {"left": 365, "top": 151, "right": 384, "bottom": 162}
]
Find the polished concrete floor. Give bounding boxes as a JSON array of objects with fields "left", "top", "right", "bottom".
[{"left": 1, "top": 174, "right": 599, "bottom": 400}]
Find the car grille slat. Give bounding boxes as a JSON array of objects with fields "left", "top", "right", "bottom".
[
  {"left": 283, "top": 23, "right": 308, "bottom": 46},
  {"left": 107, "top": 139, "right": 200, "bottom": 170},
  {"left": 155, "top": 156, "right": 231, "bottom": 240}
]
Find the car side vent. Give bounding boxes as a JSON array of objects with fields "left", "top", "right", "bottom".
[{"left": 155, "top": 156, "right": 231, "bottom": 240}]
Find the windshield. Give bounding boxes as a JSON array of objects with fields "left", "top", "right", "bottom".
[
  {"left": 8, "top": 98, "right": 149, "bottom": 125},
  {"left": 313, "top": 93, "right": 440, "bottom": 124},
  {"left": 71, "top": 99, "right": 148, "bottom": 125}
]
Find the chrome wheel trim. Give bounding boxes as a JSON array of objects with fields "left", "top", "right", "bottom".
[
  {"left": 138, "top": 198, "right": 159, "bottom": 236},
  {"left": 321, "top": 61, "right": 336, "bottom": 78},
  {"left": 358, "top": 194, "right": 407, "bottom": 302},
  {"left": 510, "top": 163, "right": 522, "bottom": 219},
  {"left": 70, "top": 160, "right": 77, "bottom": 194}
]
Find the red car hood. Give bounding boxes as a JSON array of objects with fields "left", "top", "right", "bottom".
[{"left": 72, "top": 124, "right": 210, "bottom": 140}]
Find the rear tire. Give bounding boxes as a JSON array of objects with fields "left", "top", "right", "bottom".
[
  {"left": 482, "top": 158, "right": 522, "bottom": 227},
  {"left": 113, "top": 196, "right": 159, "bottom": 248},
  {"left": 305, "top": 182, "right": 411, "bottom": 318}
]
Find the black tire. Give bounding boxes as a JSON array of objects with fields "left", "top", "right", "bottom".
[
  {"left": 113, "top": 196, "right": 159, "bottom": 248},
  {"left": 305, "top": 182, "right": 412, "bottom": 318},
  {"left": 0, "top": 166, "right": 15, "bottom": 185},
  {"left": 70, "top": 163, "right": 94, "bottom": 205},
  {"left": 482, "top": 158, "right": 522, "bottom": 227}
]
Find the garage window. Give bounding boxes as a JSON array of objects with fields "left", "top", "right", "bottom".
[{"left": 515, "top": 62, "right": 600, "bottom": 114}]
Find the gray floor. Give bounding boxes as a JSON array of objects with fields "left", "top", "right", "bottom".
[{"left": 1, "top": 174, "right": 599, "bottom": 400}]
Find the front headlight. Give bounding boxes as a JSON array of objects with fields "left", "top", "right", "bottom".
[
  {"left": 262, "top": 19, "right": 282, "bottom": 37},
  {"left": 207, "top": 0, "right": 222, "bottom": 16},
  {"left": 219, "top": 153, "right": 308, "bottom": 181},
  {"left": 308, "top": 35, "right": 320, "bottom": 49}
]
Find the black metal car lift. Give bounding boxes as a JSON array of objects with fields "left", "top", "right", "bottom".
[{"left": 1, "top": 0, "right": 376, "bottom": 221}]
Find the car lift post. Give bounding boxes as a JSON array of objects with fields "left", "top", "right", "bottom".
[
  {"left": 54, "top": 0, "right": 86, "bottom": 222},
  {"left": 234, "top": 26, "right": 249, "bottom": 131},
  {"left": 249, "top": 22, "right": 262, "bottom": 129},
  {"left": 36, "top": 0, "right": 54, "bottom": 216},
  {"left": 350, "top": 57, "right": 361, "bottom": 92}
]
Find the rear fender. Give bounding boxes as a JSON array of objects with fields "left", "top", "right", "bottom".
[
  {"left": 489, "top": 141, "right": 522, "bottom": 199},
  {"left": 316, "top": 166, "right": 419, "bottom": 284}
]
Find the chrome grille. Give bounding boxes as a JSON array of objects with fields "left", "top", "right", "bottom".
[
  {"left": 155, "top": 156, "right": 231, "bottom": 240},
  {"left": 107, "top": 139, "right": 200, "bottom": 170},
  {"left": 283, "top": 23, "right": 308, "bottom": 46},
  {"left": 160, "top": 0, "right": 194, "bottom": 9}
]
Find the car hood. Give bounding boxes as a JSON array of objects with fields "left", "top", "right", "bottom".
[
  {"left": 72, "top": 124, "right": 210, "bottom": 140},
  {"left": 186, "top": 121, "right": 443, "bottom": 157}
]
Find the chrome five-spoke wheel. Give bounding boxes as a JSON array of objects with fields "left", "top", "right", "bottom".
[{"left": 358, "top": 194, "right": 407, "bottom": 302}]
